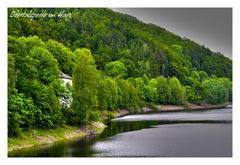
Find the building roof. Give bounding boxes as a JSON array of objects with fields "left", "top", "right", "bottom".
[{"left": 60, "top": 71, "right": 72, "bottom": 80}]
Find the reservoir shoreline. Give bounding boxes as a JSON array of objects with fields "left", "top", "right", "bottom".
[
  {"left": 8, "top": 102, "right": 231, "bottom": 153},
  {"left": 113, "top": 102, "right": 231, "bottom": 118}
]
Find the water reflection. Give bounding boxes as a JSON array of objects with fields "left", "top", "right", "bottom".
[
  {"left": 93, "top": 123, "right": 232, "bottom": 157},
  {"left": 112, "top": 108, "right": 232, "bottom": 122}
]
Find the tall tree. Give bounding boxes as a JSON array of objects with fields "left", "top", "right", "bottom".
[
  {"left": 168, "top": 77, "right": 185, "bottom": 105},
  {"left": 72, "top": 48, "right": 100, "bottom": 124},
  {"left": 156, "top": 76, "right": 170, "bottom": 104},
  {"left": 97, "top": 75, "right": 118, "bottom": 111},
  {"left": 46, "top": 39, "right": 75, "bottom": 76}
]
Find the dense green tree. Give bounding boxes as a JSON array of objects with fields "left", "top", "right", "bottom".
[
  {"left": 171, "top": 44, "right": 183, "bottom": 56},
  {"left": 202, "top": 79, "right": 228, "bottom": 104},
  {"left": 191, "top": 71, "right": 200, "bottom": 82},
  {"left": 155, "top": 76, "right": 170, "bottom": 104},
  {"left": 97, "top": 75, "right": 118, "bottom": 111},
  {"left": 198, "top": 71, "right": 209, "bottom": 82},
  {"left": 186, "top": 71, "right": 200, "bottom": 86},
  {"left": 8, "top": 54, "right": 36, "bottom": 136},
  {"left": 168, "top": 77, "right": 185, "bottom": 105},
  {"left": 46, "top": 84, "right": 64, "bottom": 126},
  {"left": 8, "top": 36, "right": 64, "bottom": 134},
  {"left": 104, "top": 61, "right": 128, "bottom": 78},
  {"left": 8, "top": 92, "right": 36, "bottom": 137},
  {"left": 203, "top": 53, "right": 232, "bottom": 79},
  {"left": 143, "top": 85, "right": 157, "bottom": 103},
  {"left": 186, "top": 80, "right": 204, "bottom": 104},
  {"left": 115, "top": 77, "right": 140, "bottom": 110},
  {"left": 72, "top": 48, "right": 100, "bottom": 125},
  {"left": 46, "top": 40, "right": 75, "bottom": 76},
  {"left": 137, "top": 60, "right": 151, "bottom": 78},
  {"left": 144, "top": 78, "right": 158, "bottom": 103},
  {"left": 134, "top": 77, "right": 146, "bottom": 101},
  {"left": 119, "top": 57, "right": 139, "bottom": 77},
  {"left": 218, "top": 78, "right": 232, "bottom": 102},
  {"left": 8, "top": 54, "right": 18, "bottom": 93}
]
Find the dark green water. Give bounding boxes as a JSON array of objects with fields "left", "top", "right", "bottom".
[{"left": 9, "top": 108, "right": 232, "bottom": 157}]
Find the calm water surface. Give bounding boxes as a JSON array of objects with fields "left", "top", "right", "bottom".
[{"left": 9, "top": 108, "right": 232, "bottom": 157}]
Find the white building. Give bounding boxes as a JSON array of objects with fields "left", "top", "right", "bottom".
[
  {"left": 59, "top": 71, "right": 72, "bottom": 107},
  {"left": 60, "top": 71, "right": 72, "bottom": 85}
]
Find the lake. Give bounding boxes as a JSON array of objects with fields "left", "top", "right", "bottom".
[{"left": 8, "top": 108, "right": 232, "bottom": 157}]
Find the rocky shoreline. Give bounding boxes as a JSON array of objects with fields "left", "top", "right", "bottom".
[{"left": 113, "top": 103, "right": 231, "bottom": 118}]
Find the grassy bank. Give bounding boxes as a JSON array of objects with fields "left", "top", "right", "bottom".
[{"left": 8, "top": 121, "right": 106, "bottom": 152}]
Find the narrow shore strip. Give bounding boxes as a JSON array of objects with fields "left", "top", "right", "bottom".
[
  {"left": 113, "top": 103, "right": 231, "bottom": 118},
  {"left": 8, "top": 122, "right": 106, "bottom": 153}
]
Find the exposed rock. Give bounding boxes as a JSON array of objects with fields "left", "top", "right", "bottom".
[
  {"left": 35, "top": 136, "right": 46, "bottom": 143},
  {"left": 46, "top": 135, "right": 56, "bottom": 140}
]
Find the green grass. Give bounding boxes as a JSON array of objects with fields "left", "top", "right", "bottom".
[{"left": 8, "top": 122, "right": 106, "bottom": 152}]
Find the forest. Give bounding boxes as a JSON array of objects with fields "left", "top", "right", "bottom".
[{"left": 8, "top": 8, "right": 232, "bottom": 137}]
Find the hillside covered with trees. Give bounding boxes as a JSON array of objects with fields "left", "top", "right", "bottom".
[{"left": 8, "top": 8, "right": 232, "bottom": 137}]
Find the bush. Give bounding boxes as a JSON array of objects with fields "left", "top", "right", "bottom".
[
  {"left": 149, "top": 103, "right": 160, "bottom": 111},
  {"left": 203, "top": 79, "right": 228, "bottom": 104}
]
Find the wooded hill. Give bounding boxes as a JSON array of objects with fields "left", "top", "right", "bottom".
[{"left": 8, "top": 8, "right": 232, "bottom": 137}]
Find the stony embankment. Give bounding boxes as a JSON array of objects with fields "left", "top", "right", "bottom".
[
  {"left": 159, "top": 103, "right": 230, "bottom": 112},
  {"left": 111, "top": 102, "right": 231, "bottom": 118}
]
